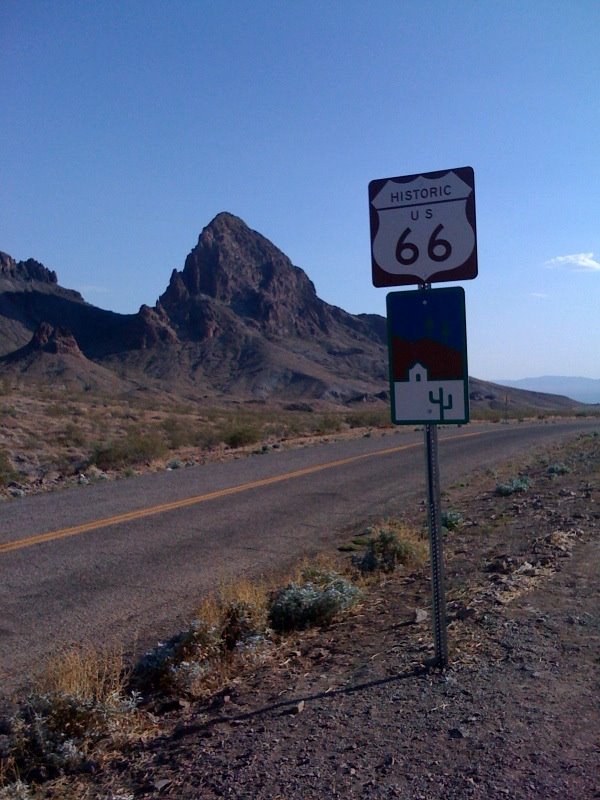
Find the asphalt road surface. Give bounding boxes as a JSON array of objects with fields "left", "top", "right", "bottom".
[{"left": 1, "top": 419, "right": 598, "bottom": 691}]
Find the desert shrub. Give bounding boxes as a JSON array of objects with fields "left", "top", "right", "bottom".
[
  {"left": 269, "top": 568, "right": 359, "bottom": 632},
  {"left": 441, "top": 510, "right": 464, "bottom": 530},
  {"left": 261, "top": 419, "right": 289, "bottom": 440},
  {"left": 192, "top": 425, "right": 222, "bottom": 450},
  {"left": 2, "top": 647, "right": 140, "bottom": 782},
  {"left": 0, "top": 781, "right": 34, "bottom": 799},
  {"left": 132, "top": 620, "right": 224, "bottom": 697},
  {"left": 57, "top": 422, "right": 86, "bottom": 448},
  {"left": 160, "top": 416, "right": 195, "bottom": 449},
  {"left": 0, "top": 449, "right": 17, "bottom": 486},
  {"left": 209, "top": 580, "right": 269, "bottom": 650},
  {"left": 495, "top": 476, "right": 531, "bottom": 496},
  {"left": 45, "top": 404, "right": 69, "bottom": 418},
  {"left": 354, "top": 525, "right": 428, "bottom": 574},
  {"left": 313, "top": 414, "right": 343, "bottom": 435},
  {"left": 344, "top": 409, "right": 389, "bottom": 429},
  {"left": 134, "top": 580, "right": 270, "bottom": 697},
  {"left": 89, "top": 429, "right": 165, "bottom": 470},
  {"left": 219, "top": 421, "right": 261, "bottom": 449},
  {"left": 547, "top": 463, "right": 571, "bottom": 476}
]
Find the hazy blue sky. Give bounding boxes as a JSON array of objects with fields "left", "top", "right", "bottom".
[{"left": 2, "top": 1, "right": 599, "bottom": 380}]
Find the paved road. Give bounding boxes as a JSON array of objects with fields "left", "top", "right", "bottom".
[{"left": 1, "top": 418, "right": 598, "bottom": 690}]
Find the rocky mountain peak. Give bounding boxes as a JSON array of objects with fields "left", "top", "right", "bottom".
[
  {"left": 0, "top": 252, "right": 58, "bottom": 284},
  {"left": 159, "top": 213, "right": 328, "bottom": 337}
]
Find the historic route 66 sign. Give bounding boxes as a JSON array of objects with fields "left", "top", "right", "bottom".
[{"left": 369, "top": 166, "right": 477, "bottom": 287}]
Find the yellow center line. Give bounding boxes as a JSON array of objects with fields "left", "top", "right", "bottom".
[{"left": 0, "top": 429, "right": 487, "bottom": 555}]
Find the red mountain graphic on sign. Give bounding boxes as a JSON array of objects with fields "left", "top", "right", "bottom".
[{"left": 391, "top": 338, "right": 464, "bottom": 381}]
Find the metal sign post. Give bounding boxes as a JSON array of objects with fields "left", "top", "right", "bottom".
[
  {"left": 369, "top": 166, "right": 478, "bottom": 669},
  {"left": 424, "top": 422, "right": 448, "bottom": 667}
]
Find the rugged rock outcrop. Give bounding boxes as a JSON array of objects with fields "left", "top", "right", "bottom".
[
  {"left": 0, "top": 321, "right": 136, "bottom": 393},
  {"left": 28, "top": 322, "right": 83, "bottom": 356},
  {"left": 0, "top": 252, "right": 59, "bottom": 284}
]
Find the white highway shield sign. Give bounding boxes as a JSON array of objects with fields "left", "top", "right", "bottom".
[{"left": 369, "top": 166, "right": 477, "bottom": 287}]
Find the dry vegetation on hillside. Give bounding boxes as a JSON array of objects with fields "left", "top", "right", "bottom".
[
  {"left": 2, "top": 379, "right": 597, "bottom": 501},
  {"left": 0, "top": 381, "right": 392, "bottom": 499}
]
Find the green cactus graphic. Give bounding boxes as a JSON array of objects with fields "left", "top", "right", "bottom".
[{"left": 429, "top": 387, "right": 453, "bottom": 421}]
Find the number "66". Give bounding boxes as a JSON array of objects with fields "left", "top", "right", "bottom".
[{"left": 396, "top": 224, "right": 452, "bottom": 266}]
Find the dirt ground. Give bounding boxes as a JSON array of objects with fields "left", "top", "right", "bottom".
[{"left": 11, "top": 428, "right": 600, "bottom": 799}]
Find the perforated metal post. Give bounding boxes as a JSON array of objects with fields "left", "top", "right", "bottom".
[{"left": 424, "top": 422, "right": 449, "bottom": 667}]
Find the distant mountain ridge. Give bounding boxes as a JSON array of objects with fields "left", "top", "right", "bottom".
[
  {"left": 495, "top": 377, "right": 600, "bottom": 405},
  {"left": 0, "top": 214, "right": 595, "bottom": 413},
  {"left": 0, "top": 214, "right": 388, "bottom": 402}
]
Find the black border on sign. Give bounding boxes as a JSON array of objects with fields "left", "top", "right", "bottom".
[{"left": 370, "top": 166, "right": 477, "bottom": 288}]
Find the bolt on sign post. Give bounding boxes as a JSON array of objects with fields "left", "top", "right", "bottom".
[{"left": 369, "top": 166, "right": 478, "bottom": 668}]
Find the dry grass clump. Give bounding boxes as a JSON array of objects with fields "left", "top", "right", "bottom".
[
  {"left": 35, "top": 645, "right": 129, "bottom": 703},
  {"left": 0, "top": 646, "right": 145, "bottom": 786},
  {"left": 352, "top": 521, "right": 428, "bottom": 575},
  {"left": 132, "top": 578, "right": 272, "bottom": 699}
]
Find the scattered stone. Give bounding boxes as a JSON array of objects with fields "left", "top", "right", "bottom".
[
  {"left": 515, "top": 561, "right": 538, "bottom": 577},
  {"left": 291, "top": 700, "right": 305, "bottom": 715},
  {"left": 485, "top": 555, "right": 515, "bottom": 574},
  {"left": 414, "top": 608, "right": 429, "bottom": 624}
]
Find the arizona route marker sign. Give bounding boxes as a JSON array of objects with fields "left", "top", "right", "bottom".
[
  {"left": 369, "top": 166, "right": 477, "bottom": 287},
  {"left": 387, "top": 287, "right": 469, "bottom": 425}
]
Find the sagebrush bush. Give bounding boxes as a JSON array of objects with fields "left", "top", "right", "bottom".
[
  {"left": 132, "top": 620, "right": 223, "bottom": 697},
  {"left": 441, "top": 510, "right": 464, "bottom": 530},
  {"left": 0, "top": 780, "right": 33, "bottom": 799},
  {"left": 134, "top": 580, "right": 271, "bottom": 697},
  {"left": 269, "top": 568, "right": 360, "bottom": 632},
  {"left": 547, "top": 463, "right": 571, "bottom": 476},
  {"left": 495, "top": 476, "right": 531, "bottom": 496}
]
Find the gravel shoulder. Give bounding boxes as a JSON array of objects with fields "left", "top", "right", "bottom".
[{"left": 7, "top": 428, "right": 600, "bottom": 799}]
